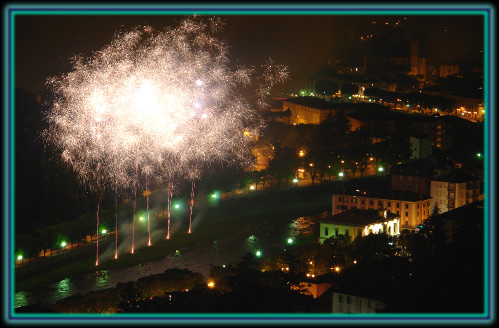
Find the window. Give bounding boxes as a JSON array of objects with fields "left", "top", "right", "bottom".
[
  {"left": 339, "top": 304, "right": 343, "bottom": 312},
  {"left": 345, "top": 229, "right": 349, "bottom": 237},
  {"left": 396, "top": 203, "right": 400, "bottom": 208},
  {"left": 417, "top": 204, "right": 419, "bottom": 208},
  {"left": 335, "top": 228, "right": 339, "bottom": 237},
  {"left": 324, "top": 228, "right": 329, "bottom": 236},
  {"left": 339, "top": 294, "right": 344, "bottom": 303},
  {"left": 378, "top": 201, "right": 382, "bottom": 206},
  {"left": 362, "top": 200, "right": 365, "bottom": 205},
  {"left": 346, "top": 296, "right": 352, "bottom": 305},
  {"left": 405, "top": 212, "right": 409, "bottom": 217},
  {"left": 405, "top": 204, "right": 409, "bottom": 209},
  {"left": 408, "top": 184, "right": 412, "bottom": 189},
  {"left": 397, "top": 211, "right": 400, "bottom": 215},
  {"left": 338, "top": 197, "right": 342, "bottom": 202},
  {"left": 387, "top": 202, "right": 391, "bottom": 207}
]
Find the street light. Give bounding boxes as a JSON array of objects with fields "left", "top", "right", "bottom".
[
  {"left": 338, "top": 172, "right": 344, "bottom": 177},
  {"left": 61, "top": 241, "right": 67, "bottom": 248},
  {"left": 256, "top": 250, "right": 262, "bottom": 257},
  {"left": 287, "top": 238, "right": 294, "bottom": 244},
  {"left": 378, "top": 167, "right": 384, "bottom": 172}
]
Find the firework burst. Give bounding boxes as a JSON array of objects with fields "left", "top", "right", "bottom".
[{"left": 44, "top": 17, "right": 288, "bottom": 264}]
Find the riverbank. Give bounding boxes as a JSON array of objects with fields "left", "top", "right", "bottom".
[{"left": 15, "top": 183, "right": 336, "bottom": 293}]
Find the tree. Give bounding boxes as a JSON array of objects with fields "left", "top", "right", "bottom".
[
  {"left": 315, "top": 80, "right": 339, "bottom": 96},
  {"left": 431, "top": 203, "right": 440, "bottom": 217},
  {"left": 340, "top": 83, "right": 359, "bottom": 96}
]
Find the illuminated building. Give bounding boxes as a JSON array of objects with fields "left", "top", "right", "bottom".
[
  {"left": 319, "top": 209, "right": 400, "bottom": 244},
  {"left": 430, "top": 171, "right": 482, "bottom": 213},
  {"left": 332, "top": 190, "right": 431, "bottom": 230},
  {"left": 332, "top": 291, "right": 386, "bottom": 314}
]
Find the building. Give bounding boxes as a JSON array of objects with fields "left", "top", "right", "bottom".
[
  {"left": 283, "top": 97, "right": 337, "bottom": 124},
  {"left": 439, "top": 64, "right": 459, "bottom": 78},
  {"left": 319, "top": 209, "right": 400, "bottom": 243},
  {"left": 282, "top": 97, "right": 388, "bottom": 125},
  {"left": 332, "top": 190, "right": 431, "bottom": 230},
  {"left": 410, "top": 115, "right": 470, "bottom": 150},
  {"left": 332, "top": 291, "right": 386, "bottom": 314},
  {"left": 430, "top": 171, "right": 481, "bottom": 213},
  {"left": 409, "top": 134, "right": 432, "bottom": 160},
  {"left": 260, "top": 109, "right": 291, "bottom": 124},
  {"left": 293, "top": 281, "right": 333, "bottom": 299},
  {"left": 347, "top": 109, "right": 396, "bottom": 134},
  {"left": 390, "top": 159, "right": 435, "bottom": 195},
  {"left": 435, "top": 201, "right": 483, "bottom": 242}
]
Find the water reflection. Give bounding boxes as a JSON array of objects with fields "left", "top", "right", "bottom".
[
  {"left": 96, "top": 270, "right": 109, "bottom": 288},
  {"left": 56, "top": 278, "right": 72, "bottom": 299},
  {"left": 14, "top": 291, "right": 29, "bottom": 308},
  {"left": 15, "top": 210, "right": 327, "bottom": 309}
]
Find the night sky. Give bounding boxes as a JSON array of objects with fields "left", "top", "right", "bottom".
[{"left": 15, "top": 14, "right": 484, "bottom": 94}]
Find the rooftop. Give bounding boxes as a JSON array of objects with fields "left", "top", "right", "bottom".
[
  {"left": 321, "top": 209, "right": 399, "bottom": 226},
  {"left": 334, "top": 189, "right": 431, "bottom": 202},
  {"left": 431, "top": 170, "right": 480, "bottom": 183},
  {"left": 347, "top": 109, "right": 394, "bottom": 121},
  {"left": 284, "top": 97, "right": 389, "bottom": 111},
  {"left": 389, "top": 159, "right": 437, "bottom": 176}
]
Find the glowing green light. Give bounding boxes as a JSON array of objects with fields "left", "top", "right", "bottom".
[
  {"left": 175, "top": 204, "right": 180, "bottom": 209},
  {"left": 293, "top": 178, "right": 298, "bottom": 183},
  {"left": 477, "top": 153, "right": 482, "bottom": 158},
  {"left": 211, "top": 194, "right": 217, "bottom": 198},
  {"left": 139, "top": 217, "right": 144, "bottom": 221},
  {"left": 61, "top": 241, "right": 67, "bottom": 247},
  {"left": 256, "top": 250, "right": 261, "bottom": 257},
  {"left": 102, "top": 229, "right": 107, "bottom": 234},
  {"left": 338, "top": 172, "right": 344, "bottom": 177},
  {"left": 250, "top": 185, "right": 255, "bottom": 190},
  {"left": 17, "top": 255, "right": 23, "bottom": 260},
  {"left": 287, "top": 238, "right": 293, "bottom": 244},
  {"left": 378, "top": 167, "right": 384, "bottom": 172}
]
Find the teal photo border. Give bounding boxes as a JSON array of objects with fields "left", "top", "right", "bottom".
[{"left": 3, "top": 3, "right": 496, "bottom": 326}]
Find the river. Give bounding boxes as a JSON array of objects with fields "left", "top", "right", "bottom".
[{"left": 14, "top": 211, "right": 327, "bottom": 309}]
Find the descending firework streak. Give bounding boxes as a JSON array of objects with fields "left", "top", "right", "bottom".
[{"left": 44, "top": 17, "right": 288, "bottom": 265}]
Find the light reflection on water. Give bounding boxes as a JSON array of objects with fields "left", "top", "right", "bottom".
[
  {"left": 14, "top": 291, "right": 29, "bottom": 308},
  {"left": 56, "top": 278, "right": 72, "bottom": 300},
  {"left": 15, "top": 210, "right": 327, "bottom": 309}
]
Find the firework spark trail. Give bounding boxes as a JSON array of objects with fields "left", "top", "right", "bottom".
[
  {"left": 132, "top": 162, "right": 138, "bottom": 254},
  {"left": 114, "top": 185, "right": 118, "bottom": 259},
  {"left": 189, "top": 180, "right": 195, "bottom": 234},
  {"left": 96, "top": 200, "right": 100, "bottom": 266},
  {"left": 44, "top": 17, "right": 288, "bottom": 264}
]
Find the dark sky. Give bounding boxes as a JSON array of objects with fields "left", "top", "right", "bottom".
[{"left": 15, "top": 14, "right": 484, "bottom": 94}]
